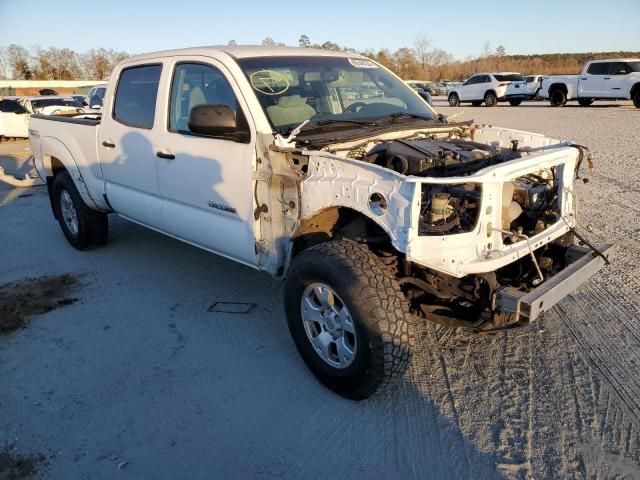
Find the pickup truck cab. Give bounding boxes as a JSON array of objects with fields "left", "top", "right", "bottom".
[
  {"left": 541, "top": 59, "right": 640, "bottom": 107},
  {"left": 28, "top": 46, "right": 610, "bottom": 399}
]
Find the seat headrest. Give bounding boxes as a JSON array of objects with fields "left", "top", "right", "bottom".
[{"left": 277, "top": 95, "right": 307, "bottom": 108}]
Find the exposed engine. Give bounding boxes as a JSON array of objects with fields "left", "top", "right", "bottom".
[
  {"left": 362, "top": 138, "right": 521, "bottom": 177},
  {"left": 356, "top": 138, "right": 560, "bottom": 237}
]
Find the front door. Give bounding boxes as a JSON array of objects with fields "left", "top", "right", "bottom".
[
  {"left": 100, "top": 63, "right": 164, "bottom": 227},
  {"left": 155, "top": 59, "right": 257, "bottom": 266},
  {"left": 579, "top": 62, "right": 607, "bottom": 97}
]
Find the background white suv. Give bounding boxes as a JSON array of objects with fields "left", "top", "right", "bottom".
[{"left": 448, "top": 72, "right": 524, "bottom": 107}]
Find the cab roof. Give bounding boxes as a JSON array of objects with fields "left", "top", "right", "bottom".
[{"left": 123, "top": 45, "right": 364, "bottom": 63}]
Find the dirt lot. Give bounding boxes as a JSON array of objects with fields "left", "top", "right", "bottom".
[{"left": 1, "top": 100, "right": 639, "bottom": 479}]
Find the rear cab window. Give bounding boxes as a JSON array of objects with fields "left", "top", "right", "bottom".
[{"left": 113, "top": 64, "right": 162, "bottom": 129}]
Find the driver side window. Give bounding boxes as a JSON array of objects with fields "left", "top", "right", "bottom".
[{"left": 169, "top": 63, "right": 239, "bottom": 134}]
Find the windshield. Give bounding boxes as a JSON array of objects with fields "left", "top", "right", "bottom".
[
  {"left": 236, "top": 56, "right": 435, "bottom": 132},
  {"left": 494, "top": 74, "right": 525, "bottom": 82},
  {"left": 31, "top": 99, "right": 82, "bottom": 111}
]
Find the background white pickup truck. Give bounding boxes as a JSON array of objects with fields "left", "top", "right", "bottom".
[
  {"left": 28, "top": 46, "right": 610, "bottom": 399},
  {"left": 541, "top": 59, "right": 640, "bottom": 107}
]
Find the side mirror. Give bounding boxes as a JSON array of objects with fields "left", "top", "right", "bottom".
[{"left": 188, "top": 104, "right": 250, "bottom": 143}]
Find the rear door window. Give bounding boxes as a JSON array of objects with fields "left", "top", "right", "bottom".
[
  {"left": 0, "top": 99, "right": 26, "bottom": 113},
  {"left": 113, "top": 64, "right": 162, "bottom": 128},
  {"left": 609, "top": 62, "right": 631, "bottom": 75},
  {"left": 587, "top": 63, "right": 609, "bottom": 75}
]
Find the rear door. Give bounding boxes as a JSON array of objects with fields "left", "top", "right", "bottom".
[
  {"left": 154, "top": 57, "right": 257, "bottom": 266},
  {"left": 605, "top": 62, "right": 631, "bottom": 98},
  {"left": 579, "top": 62, "right": 607, "bottom": 97},
  {"left": 99, "top": 63, "right": 164, "bottom": 227}
]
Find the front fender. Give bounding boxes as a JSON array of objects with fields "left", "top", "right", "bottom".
[{"left": 300, "top": 152, "right": 415, "bottom": 253}]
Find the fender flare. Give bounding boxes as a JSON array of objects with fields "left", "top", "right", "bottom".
[{"left": 40, "top": 136, "right": 100, "bottom": 210}]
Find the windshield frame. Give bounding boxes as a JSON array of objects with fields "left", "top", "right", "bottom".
[{"left": 235, "top": 55, "right": 438, "bottom": 134}]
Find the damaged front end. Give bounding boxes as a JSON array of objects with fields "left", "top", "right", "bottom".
[{"left": 288, "top": 124, "right": 611, "bottom": 333}]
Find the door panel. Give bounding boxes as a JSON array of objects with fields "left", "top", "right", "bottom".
[
  {"left": 100, "top": 64, "right": 164, "bottom": 227},
  {"left": 579, "top": 63, "right": 607, "bottom": 97},
  {"left": 604, "top": 62, "right": 630, "bottom": 98},
  {"left": 155, "top": 59, "right": 257, "bottom": 266}
]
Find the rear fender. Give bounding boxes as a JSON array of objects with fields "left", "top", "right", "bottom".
[{"left": 41, "top": 136, "right": 100, "bottom": 210}]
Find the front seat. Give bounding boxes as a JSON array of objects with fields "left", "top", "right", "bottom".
[{"left": 266, "top": 95, "right": 316, "bottom": 127}]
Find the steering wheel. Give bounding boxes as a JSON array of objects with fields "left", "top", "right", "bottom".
[{"left": 344, "top": 102, "right": 367, "bottom": 114}]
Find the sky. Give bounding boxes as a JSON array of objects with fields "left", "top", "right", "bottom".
[{"left": 1, "top": 0, "right": 639, "bottom": 59}]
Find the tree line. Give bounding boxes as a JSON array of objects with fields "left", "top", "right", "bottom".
[
  {"left": 2, "top": 36, "right": 638, "bottom": 82},
  {"left": 0, "top": 45, "right": 128, "bottom": 81}
]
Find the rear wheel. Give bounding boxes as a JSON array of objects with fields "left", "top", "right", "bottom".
[
  {"left": 578, "top": 98, "right": 594, "bottom": 106},
  {"left": 633, "top": 90, "right": 640, "bottom": 108},
  {"left": 284, "top": 240, "right": 412, "bottom": 400},
  {"left": 52, "top": 171, "right": 108, "bottom": 250},
  {"left": 448, "top": 93, "right": 460, "bottom": 107},
  {"left": 484, "top": 91, "right": 497, "bottom": 107},
  {"left": 549, "top": 89, "right": 567, "bottom": 107},
  {"left": 509, "top": 100, "right": 522, "bottom": 106}
]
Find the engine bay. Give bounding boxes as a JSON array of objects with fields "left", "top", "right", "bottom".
[{"left": 348, "top": 138, "right": 561, "bottom": 237}]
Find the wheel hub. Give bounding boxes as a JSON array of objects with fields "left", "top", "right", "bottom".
[
  {"left": 301, "top": 283, "right": 357, "bottom": 369},
  {"left": 60, "top": 189, "right": 79, "bottom": 235}
]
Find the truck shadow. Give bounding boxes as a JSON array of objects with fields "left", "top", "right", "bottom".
[{"left": 95, "top": 215, "right": 503, "bottom": 479}]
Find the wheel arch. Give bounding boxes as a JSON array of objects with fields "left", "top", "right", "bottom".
[
  {"left": 40, "top": 137, "right": 101, "bottom": 211},
  {"left": 286, "top": 206, "right": 396, "bottom": 273},
  {"left": 548, "top": 83, "right": 568, "bottom": 95}
]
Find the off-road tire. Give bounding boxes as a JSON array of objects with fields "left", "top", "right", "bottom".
[
  {"left": 52, "top": 171, "right": 108, "bottom": 250},
  {"left": 448, "top": 93, "right": 460, "bottom": 107},
  {"left": 578, "top": 98, "right": 594, "bottom": 107},
  {"left": 484, "top": 91, "right": 497, "bottom": 107},
  {"left": 633, "top": 90, "right": 640, "bottom": 109},
  {"left": 284, "top": 240, "right": 413, "bottom": 400},
  {"left": 471, "top": 101, "right": 482, "bottom": 107},
  {"left": 549, "top": 89, "right": 567, "bottom": 107},
  {"left": 509, "top": 100, "right": 522, "bottom": 106}
]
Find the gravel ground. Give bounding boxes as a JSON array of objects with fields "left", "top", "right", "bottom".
[{"left": 1, "top": 100, "right": 639, "bottom": 479}]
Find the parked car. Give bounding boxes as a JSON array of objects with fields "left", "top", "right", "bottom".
[
  {"left": 448, "top": 72, "right": 525, "bottom": 107},
  {"left": 28, "top": 46, "right": 609, "bottom": 399},
  {"left": 505, "top": 75, "right": 544, "bottom": 105},
  {"left": 0, "top": 97, "right": 30, "bottom": 139},
  {"left": 87, "top": 85, "right": 107, "bottom": 108},
  {"left": 540, "top": 59, "right": 640, "bottom": 107},
  {"left": 429, "top": 83, "right": 448, "bottom": 96},
  {"left": 20, "top": 96, "right": 86, "bottom": 116},
  {"left": 405, "top": 81, "right": 433, "bottom": 105}
]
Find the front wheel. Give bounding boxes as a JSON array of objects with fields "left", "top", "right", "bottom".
[
  {"left": 484, "top": 91, "right": 497, "bottom": 107},
  {"left": 284, "top": 240, "right": 412, "bottom": 400},
  {"left": 52, "top": 171, "right": 108, "bottom": 249},
  {"left": 448, "top": 93, "right": 460, "bottom": 107},
  {"left": 509, "top": 100, "right": 522, "bottom": 106},
  {"left": 633, "top": 91, "right": 640, "bottom": 108}
]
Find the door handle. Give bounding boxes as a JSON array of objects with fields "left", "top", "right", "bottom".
[
  {"left": 604, "top": 77, "right": 610, "bottom": 80},
  {"left": 156, "top": 150, "right": 175, "bottom": 160},
  {"left": 102, "top": 140, "right": 115, "bottom": 148},
  {"left": 580, "top": 77, "right": 588, "bottom": 80}
]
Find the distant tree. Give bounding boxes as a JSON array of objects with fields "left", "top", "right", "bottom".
[
  {"left": 298, "top": 35, "right": 311, "bottom": 48},
  {"left": 392, "top": 47, "right": 419, "bottom": 79},
  {"left": 7, "top": 44, "right": 32, "bottom": 79},
  {"left": 0, "top": 47, "right": 8, "bottom": 79},
  {"left": 320, "top": 41, "right": 341, "bottom": 51},
  {"left": 228, "top": 40, "right": 237, "bottom": 46},
  {"left": 413, "top": 34, "right": 433, "bottom": 73},
  {"left": 262, "top": 37, "right": 276, "bottom": 47},
  {"left": 79, "top": 48, "right": 127, "bottom": 80},
  {"left": 33, "top": 47, "right": 82, "bottom": 80},
  {"left": 496, "top": 45, "right": 506, "bottom": 57},
  {"left": 480, "top": 41, "right": 492, "bottom": 58}
]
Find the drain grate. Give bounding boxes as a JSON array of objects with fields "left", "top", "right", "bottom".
[{"left": 207, "top": 302, "right": 256, "bottom": 314}]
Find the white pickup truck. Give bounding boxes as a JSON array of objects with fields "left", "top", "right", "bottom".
[
  {"left": 28, "top": 46, "right": 611, "bottom": 399},
  {"left": 541, "top": 59, "right": 640, "bottom": 107}
]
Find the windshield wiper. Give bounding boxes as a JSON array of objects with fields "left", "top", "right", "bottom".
[{"left": 383, "top": 112, "right": 435, "bottom": 122}]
